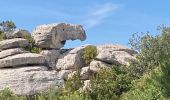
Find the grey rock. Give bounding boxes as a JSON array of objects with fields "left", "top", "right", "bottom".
[
  {"left": 56, "top": 45, "right": 90, "bottom": 70},
  {"left": 0, "top": 38, "right": 29, "bottom": 50},
  {"left": 96, "top": 44, "right": 136, "bottom": 66},
  {"left": 32, "top": 23, "right": 86, "bottom": 49},
  {"left": 89, "top": 60, "right": 112, "bottom": 72},
  {"left": 80, "top": 67, "right": 90, "bottom": 80},
  {"left": 0, "top": 48, "right": 29, "bottom": 59},
  {"left": 0, "top": 53, "right": 46, "bottom": 68},
  {"left": 5, "top": 29, "right": 31, "bottom": 39},
  {"left": 40, "top": 50, "right": 60, "bottom": 69},
  {"left": 0, "top": 66, "right": 64, "bottom": 95},
  {"left": 58, "top": 70, "right": 72, "bottom": 80}
]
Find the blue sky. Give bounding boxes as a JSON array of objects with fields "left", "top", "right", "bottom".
[{"left": 0, "top": 0, "right": 170, "bottom": 48}]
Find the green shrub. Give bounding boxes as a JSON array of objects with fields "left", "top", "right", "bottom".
[
  {"left": 0, "top": 88, "right": 26, "bottom": 100},
  {"left": 23, "top": 36, "right": 42, "bottom": 53},
  {"left": 120, "top": 63, "right": 170, "bottom": 100},
  {"left": 82, "top": 45, "right": 97, "bottom": 65},
  {"left": 0, "top": 31, "right": 5, "bottom": 41},
  {"left": 87, "top": 66, "right": 133, "bottom": 100},
  {"left": 64, "top": 70, "right": 83, "bottom": 92},
  {"left": 128, "top": 27, "right": 170, "bottom": 78}
]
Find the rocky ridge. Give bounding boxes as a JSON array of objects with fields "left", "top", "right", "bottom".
[{"left": 0, "top": 23, "right": 136, "bottom": 95}]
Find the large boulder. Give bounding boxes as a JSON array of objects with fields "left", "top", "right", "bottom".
[
  {"left": 0, "top": 38, "right": 29, "bottom": 50},
  {"left": 0, "top": 48, "right": 29, "bottom": 59},
  {"left": 89, "top": 60, "right": 112, "bottom": 72},
  {"left": 5, "top": 29, "right": 31, "bottom": 39},
  {"left": 0, "top": 66, "right": 64, "bottom": 95},
  {"left": 32, "top": 23, "right": 86, "bottom": 49},
  {"left": 56, "top": 45, "right": 89, "bottom": 70},
  {"left": 96, "top": 44, "right": 136, "bottom": 66},
  {"left": 0, "top": 53, "right": 46, "bottom": 68},
  {"left": 40, "top": 50, "right": 60, "bottom": 69}
]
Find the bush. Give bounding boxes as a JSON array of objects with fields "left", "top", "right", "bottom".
[
  {"left": 128, "top": 27, "right": 170, "bottom": 78},
  {"left": 0, "top": 88, "right": 26, "bottom": 100},
  {"left": 86, "top": 66, "right": 133, "bottom": 100},
  {"left": 23, "top": 36, "right": 42, "bottom": 53},
  {"left": 82, "top": 45, "right": 97, "bottom": 65},
  {"left": 0, "top": 31, "right": 5, "bottom": 41}
]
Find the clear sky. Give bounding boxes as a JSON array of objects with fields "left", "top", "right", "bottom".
[{"left": 0, "top": 0, "right": 170, "bottom": 48}]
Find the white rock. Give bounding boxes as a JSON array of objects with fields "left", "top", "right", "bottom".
[
  {"left": 96, "top": 44, "right": 136, "bottom": 66},
  {"left": 58, "top": 70, "right": 72, "bottom": 80},
  {"left": 56, "top": 45, "right": 90, "bottom": 70},
  {"left": 32, "top": 23, "right": 86, "bottom": 49},
  {"left": 0, "top": 48, "right": 28, "bottom": 59},
  {"left": 89, "top": 60, "right": 112, "bottom": 72},
  {"left": 0, "top": 38, "right": 29, "bottom": 50},
  {"left": 80, "top": 67, "right": 90, "bottom": 80},
  {"left": 40, "top": 50, "right": 60, "bottom": 69},
  {"left": 0, "top": 53, "right": 46, "bottom": 68},
  {"left": 0, "top": 66, "right": 64, "bottom": 95},
  {"left": 5, "top": 29, "right": 31, "bottom": 39}
]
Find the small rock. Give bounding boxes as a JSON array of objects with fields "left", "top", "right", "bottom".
[{"left": 5, "top": 29, "right": 31, "bottom": 39}]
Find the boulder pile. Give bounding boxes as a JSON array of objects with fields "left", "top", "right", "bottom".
[{"left": 0, "top": 23, "right": 137, "bottom": 95}]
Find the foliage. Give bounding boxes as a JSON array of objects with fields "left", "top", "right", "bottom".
[
  {"left": 120, "top": 62, "right": 170, "bottom": 100},
  {"left": 0, "top": 31, "right": 5, "bottom": 41},
  {"left": 86, "top": 66, "right": 133, "bottom": 100},
  {"left": 0, "top": 20, "right": 16, "bottom": 32},
  {"left": 82, "top": 45, "right": 97, "bottom": 65},
  {"left": 128, "top": 27, "right": 170, "bottom": 78},
  {"left": 23, "top": 36, "right": 42, "bottom": 53},
  {"left": 0, "top": 88, "right": 26, "bottom": 100},
  {"left": 64, "top": 70, "right": 83, "bottom": 92}
]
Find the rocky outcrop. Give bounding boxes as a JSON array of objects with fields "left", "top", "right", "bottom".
[
  {"left": 40, "top": 50, "right": 60, "bottom": 69},
  {"left": 96, "top": 44, "right": 136, "bottom": 66},
  {"left": 0, "top": 23, "right": 138, "bottom": 95},
  {"left": 56, "top": 45, "right": 88, "bottom": 70},
  {"left": 0, "top": 38, "right": 29, "bottom": 50},
  {"left": 0, "top": 48, "right": 28, "bottom": 59},
  {"left": 0, "top": 53, "right": 46, "bottom": 68},
  {"left": 5, "top": 29, "right": 31, "bottom": 39},
  {"left": 0, "top": 66, "right": 64, "bottom": 95},
  {"left": 32, "top": 23, "right": 86, "bottom": 49}
]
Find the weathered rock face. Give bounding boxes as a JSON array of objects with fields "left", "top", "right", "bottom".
[
  {"left": 0, "top": 38, "right": 29, "bottom": 50},
  {"left": 56, "top": 45, "right": 89, "bottom": 70},
  {"left": 0, "top": 66, "right": 64, "bottom": 95},
  {"left": 89, "top": 60, "right": 112, "bottom": 72},
  {"left": 96, "top": 44, "right": 136, "bottom": 66},
  {"left": 0, "top": 53, "right": 46, "bottom": 68},
  {"left": 0, "top": 48, "right": 28, "bottom": 59},
  {"left": 40, "top": 50, "right": 60, "bottom": 69},
  {"left": 5, "top": 29, "right": 31, "bottom": 39},
  {"left": 32, "top": 23, "right": 86, "bottom": 49}
]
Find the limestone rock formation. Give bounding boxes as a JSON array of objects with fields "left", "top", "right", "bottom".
[
  {"left": 0, "top": 48, "right": 28, "bottom": 59},
  {"left": 40, "top": 50, "right": 60, "bottom": 69},
  {"left": 56, "top": 45, "right": 89, "bottom": 70},
  {"left": 32, "top": 23, "right": 86, "bottom": 49},
  {"left": 96, "top": 44, "right": 136, "bottom": 66},
  {"left": 0, "top": 38, "right": 29, "bottom": 50},
  {"left": 89, "top": 60, "right": 112, "bottom": 72},
  {"left": 0, "top": 66, "right": 64, "bottom": 95},
  {"left": 5, "top": 29, "right": 31, "bottom": 39},
  {"left": 0, "top": 53, "right": 46, "bottom": 68}
]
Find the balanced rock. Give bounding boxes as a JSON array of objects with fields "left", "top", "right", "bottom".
[
  {"left": 0, "top": 38, "right": 29, "bottom": 50},
  {"left": 0, "top": 66, "right": 64, "bottom": 95},
  {"left": 0, "top": 53, "right": 46, "bottom": 68},
  {"left": 5, "top": 29, "right": 31, "bottom": 39},
  {"left": 40, "top": 50, "right": 60, "bottom": 69},
  {"left": 0, "top": 48, "right": 28, "bottom": 59},
  {"left": 32, "top": 23, "right": 86, "bottom": 49}
]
